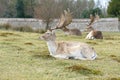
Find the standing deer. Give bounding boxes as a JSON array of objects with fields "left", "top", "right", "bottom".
[
  {"left": 85, "top": 14, "right": 103, "bottom": 39},
  {"left": 51, "top": 9, "right": 82, "bottom": 36},
  {"left": 40, "top": 30, "right": 97, "bottom": 60}
]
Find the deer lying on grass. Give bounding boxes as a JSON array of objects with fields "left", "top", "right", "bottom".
[
  {"left": 86, "top": 30, "right": 103, "bottom": 39},
  {"left": 40, "top": 30, "right": 97, "bottom": 60},
  {"left": 51, "top": 9, "right": 82, "bottom": 36},
  {"left": 85, "top": 14, "right": 103, "bottom": 39},
  {"left": 62, "top": 27, "right": 82, "bottom": 36}
]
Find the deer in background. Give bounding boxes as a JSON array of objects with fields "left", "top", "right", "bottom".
[
  {"left": 85, "top": 14, "right": 103, "bottom": 39},
  {"left": 40, "top": 10, "right": 97, "bottom": 60},
  {"left": 51, "top": 9, "right": 82, "bottom": 36}
]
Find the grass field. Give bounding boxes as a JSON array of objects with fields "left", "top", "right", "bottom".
[{"left": 0, "top": 30, "right": 120, "bottom": 80}]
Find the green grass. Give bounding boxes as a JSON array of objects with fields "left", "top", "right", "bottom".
[{"left": 0, "top": 30, "right": 120, "bottom": 80}]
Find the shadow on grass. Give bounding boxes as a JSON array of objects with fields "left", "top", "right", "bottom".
[
  {"left": 110, "top": 55, "right": 120, "bottom": 63},
  {"left": 95, "top": 57, "right": 104, "bottom": 60},
  {"left": 65, "top": 65, "right": 102, "bottom": 75},
  {"left": 107, "top": 77, "right": 120, "bottom": 80},
  {"left": 32, "top": 54, "right": 55, "bottom": 60}
]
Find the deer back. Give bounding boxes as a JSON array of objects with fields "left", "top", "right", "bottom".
[
  {"left": 92, "top": 30, "right": 103, "bottom": 39},
  {"left": 62, "top": 27, "right": 82, "bottom": 36}
]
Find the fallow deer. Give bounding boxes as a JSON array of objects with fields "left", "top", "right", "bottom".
[
  {"left": 85, "top": 30, "right": 103, "bottom": 39},
  {"left": 62, "top": 27, "right": 82, "bottom": 36},
  {"left": 85, "top": 14, "right": 103, "bottom": 39},
  {"left": 40, "top": 30, "right": 97, "bottom": 60},
  {"left": 51, "top": 9, "right": 82, "bottom": 36}
]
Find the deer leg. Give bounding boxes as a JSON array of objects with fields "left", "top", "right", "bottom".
[{"left": 53, "top": 54, "right": 69, "bottom": 59}]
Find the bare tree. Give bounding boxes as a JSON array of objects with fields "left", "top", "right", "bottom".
[
  {"left": 88, "top": 0, "right": 95, "bottom": 9},
  {"left": 23, "top": 0, "right": 36, "bottom": 18},
  {"left": 1, "top": 0, "right": 17, "bottom": 18},
  {"left": 34, "top": 0, "right": 63, "bottom": 30},
  {"left": 0, "top": 0, "right": 8, "bottom": 17}
]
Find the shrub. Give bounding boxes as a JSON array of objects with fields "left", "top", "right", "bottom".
[
  {"left": 0, "top": 23, "right": 12, "bottom": 30},
  {"left": 12, "top": 26, "right": 34, "bottom": 32},
  {"left": 0, "top": 23, "right": 46, "bottom": 33},
  {"left": 34, "top": 29, "right": 46, "bottom": 33}
]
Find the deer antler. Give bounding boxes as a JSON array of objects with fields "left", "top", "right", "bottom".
[
  {"left": 87, "top": 14, "right": 95, "bottom": 26},
  {"left": 87, "top": 14, "right": 100, "bottom": 27},
  {"left": 95, "top": 13, "right": 99, "bottom": 21},
  {"left": 64, "top": 8, "right": 72, "bottom": 27},
  {"left": 51, "top": 8, "right": 72, "bottom": 30},
  {"left": 56, "top": 13, "right": 66, "bottom": 29}
]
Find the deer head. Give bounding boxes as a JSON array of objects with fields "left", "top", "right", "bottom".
[
  {"left": 85, "top": 14, "right": 99, "bottom": 32},
  {"left": 40, "top": 30, "right": 56, "bottom": 41},
  {"left": 50, "top": 8, "right": 72, "bottom": 31}
]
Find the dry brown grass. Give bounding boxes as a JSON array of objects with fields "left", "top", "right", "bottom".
[
  {"left": 24, "top": 42, "right": 34, "bottom": 45},
  {"left": 65, "top": 65, "right": 102, "bottom": 75}
]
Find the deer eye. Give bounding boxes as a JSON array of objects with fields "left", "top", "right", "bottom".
[{"left": 47, "top": 33, "right": 50, "bottom": 35}]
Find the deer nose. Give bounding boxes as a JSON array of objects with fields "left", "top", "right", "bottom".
[{"left": 39, "top": 36, "right": 44, "bottom": 40}]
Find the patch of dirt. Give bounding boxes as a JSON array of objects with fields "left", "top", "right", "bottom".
[
  {"left": 24, "top": 42, "right": 34, "bottom": 45},
  {"left": 109, "top": 55, "right": 120, "bottom": 63},
  {"left": 109, "top": 55, "right": 117, "bottom": 58},
  {"left": 65, "top": 65, "right": 102, "bottom": 75}
]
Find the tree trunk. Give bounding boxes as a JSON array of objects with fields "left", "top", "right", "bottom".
[
  {"left": 45, "top": 21, "right": 50, "bottom": 30},
  {"left": 118, "top": 21, "right": 120, "bottom": 32}
]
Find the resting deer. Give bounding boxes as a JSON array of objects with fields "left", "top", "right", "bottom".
[
  {"left": 85, "top": 14, "right": 103, "bottom": 39},
  {"left": 62, "top": 27, "right": 82, "bottom": 36},
  {"left": 51, "top": 9, "right": 82, "bottom": 36},
  {"left": 40, "top": 30, "right": 97, "bottom": 60},
  {"left": 86, "top": 30, "right": 103, "bottom": 39}
]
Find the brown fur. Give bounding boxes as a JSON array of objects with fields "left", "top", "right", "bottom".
[
  {"left": 56, "top": 42, "right": 69, "bottom": 54},
  {"left": 92, "top": 30, "right": 103, "bottom": 39},
  {"left": 63, "top": 27, "right": 82, "bottom": 36}
]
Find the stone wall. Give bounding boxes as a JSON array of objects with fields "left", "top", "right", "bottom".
[{"left": 0, "top": 18, "right": 119, "bottom": 32}]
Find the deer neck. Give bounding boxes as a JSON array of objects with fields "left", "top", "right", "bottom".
[
  {"left": 46, "top": 40, "right": 57, "bottom": 56},
  {"left": 63, "top": 27, "right": 69, "bottom": 32}
]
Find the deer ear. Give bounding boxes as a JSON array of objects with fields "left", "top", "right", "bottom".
[
  {"left": 51, "top": 30, "right": 55, "bottom": 34},
  {"left": 47, "top": 29, "right": 52, "bottom": 33}
]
